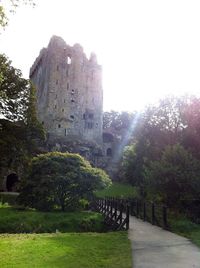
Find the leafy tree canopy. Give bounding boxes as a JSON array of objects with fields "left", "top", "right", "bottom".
[
  {"left": 103, "top": 110, "right": 135, "bottom": 131},
  {"left": 144, "top": 144, "right": 200, "bottom": 207},
  {"left": 18, "top": 152, "right": 111, "bottom": 211},
  {"left": 0, "top": 53, "right": 29, "bottom": 121}
]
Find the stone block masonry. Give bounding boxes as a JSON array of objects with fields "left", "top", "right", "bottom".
[{"left": 30, "top": 36, "right": 103, "bottom": 146}]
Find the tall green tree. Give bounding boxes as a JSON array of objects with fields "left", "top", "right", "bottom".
[
  {"left": 0, "top": 54, "right": 45, "bottom": 187},
  {"left": 143, "top": 144, "right": 200, "bottom": 207},
  {"left": 0, "top": 53, "right": 29, "bottom": 121},
  {"left": 18, "top": 152, "right": 111, "bottom": 211}
]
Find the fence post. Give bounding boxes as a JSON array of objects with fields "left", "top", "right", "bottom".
[
  {"left": 152, "top": 202, "right": 155, "bottom": 225},
  {"left": 126, "top": 205, "right": 130, "bottom": 230},
  {"left": 114, "top": 199, "right": 118, "bottom": 220},
  {"left": 163, "top": 205, "right": 168, "bottom": 229},
  {"left": 119, "top": 203, "right": 123, "bottom": 225},
  {"left": 143, "top": 202, "right": 146, "bottom": 221}
]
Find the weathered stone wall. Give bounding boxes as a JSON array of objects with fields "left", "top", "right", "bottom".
[{"left": 30, "top": 36, "right": 103, "bottom": 146}]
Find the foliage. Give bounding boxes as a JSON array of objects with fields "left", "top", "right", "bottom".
[
  {"left": 0, "top": 232, "right": 132, "bottom": 268},
  {"left": 0, "top": 206, "right": 104, "bottom": 233},
  {"left": 0, "top": 86, "right": 45, "bottom": 185},
  {"left": 119, "top": 95, "right": 200, "bottom": 206},
  {"left": 169, "top": 213, "right": 200, "bottom": 247},
  {"left": 103, "top": 110, "right": 135, "bottom": 130},
  {"left": 0, "top": 0, "right": 35, "bottom": 29},
  {"left": 0, "top": 53, "right": 29, "bottom": 121},
  {"left": 143, "top": 144, "right": 200, "bottom": 206},
  {"left": 18, "top": 152, "right": 111, "bottom": 211},
  {"left": 0, "top": 54, "right": 45, "bottom": 184},
  {"left": 95, "top": 182, "right": 139, "bottom": 199},
  {"left": 0, "top": 119, "right": 28, "bottom": 178}
]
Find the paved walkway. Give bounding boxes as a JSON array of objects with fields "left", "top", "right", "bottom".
[{"left": 128, "top": 216, "right": 200, "bottom": 268}]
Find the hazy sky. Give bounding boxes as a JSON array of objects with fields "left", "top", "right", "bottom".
[{"left": 1, "top": 0, "right": 200, "bottom": 111}]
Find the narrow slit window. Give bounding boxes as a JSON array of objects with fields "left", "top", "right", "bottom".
[
  {"left": 89, "top": 113, "right": 94, "bottom": 119},
  {"left": 58, "top": 124, "right": 61, "bottom": 128},
  {"left": 106, "top": 148, "right": 112, "bottom": 157},
  {"left": 67, "top": 56, "right": 72, "bottom": 64}
]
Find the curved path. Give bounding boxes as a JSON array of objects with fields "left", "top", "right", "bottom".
[{"left": 128, "top": 216, "right": 200, "bottom": 268}]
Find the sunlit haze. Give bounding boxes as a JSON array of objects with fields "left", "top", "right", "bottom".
[{"left": 1, "top": 0, "right": 200, "bottom": 111}]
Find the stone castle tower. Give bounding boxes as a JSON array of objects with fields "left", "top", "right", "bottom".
[{"left": 30, "top": 36, "right": 103, "bottom": 147}]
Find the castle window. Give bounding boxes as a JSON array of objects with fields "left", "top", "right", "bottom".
[
  {"left": 67, "top": 83, "right": 69, "bottom": 90},
  {"left": 70, "top": 115, "right": 74, "bottom": 120},
  {"left": 56, "top": 80, "right": 58, "bottom": 85},
  {"left": 88, "top": 113, "right": 94, "bottom": 119},
  {"left": 64, "top": 99, "right": 66, "bottom": 103},
  {"left": 87, "top": 122, "right": 93, "bottom": 129},
  {"left": 83, "top": 113, "right": 86, "bottom": 119},
  {"left": 55, "top": 94, "right": 57, "bottom": 99},
  {"left": 57, "top": 65, "right": 59, "bottom": 71},
  {"left": 71, "top": 99, "right": 75, "bottom": 103},
  {"left": 103, "top": 133, "right": 114, "bottom": 143},
  {"left": 67, "top": 56, "right": 71, "bottom": 64},
  {"left": 42, "top": 121, "right": 44, "bottom": 125},
  {"left": 58, "top": 124, "right": 61, "bottom": 128},
  {"left": 62, "top": 108, "right": 64, "bottom": 112},
  {"left": 71, "top": 89, "right": 75, "bottom": 94},
  {"left": 64, "top": 128, "right": 67, "bottom": 136},
  {"left": 106, "top": 148, "right": 112, "bottom": 157},
  {"left": 55, "top": 105, "right": 57, "bottom": 109}
]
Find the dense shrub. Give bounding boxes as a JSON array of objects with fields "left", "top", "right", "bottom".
[
  {"left": 144, "top": 144, "right": 200, "bottom": 207},
  {"left": 18, "top": 152, "right": 111, "bottom": 211}
]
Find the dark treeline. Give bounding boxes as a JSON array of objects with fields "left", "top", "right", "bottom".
[
  {"left": 0, "top": 53, "right": 45, "bottom": 189},
  {"left": 105, "top": 96, "right": 200, "bottom": 213}
]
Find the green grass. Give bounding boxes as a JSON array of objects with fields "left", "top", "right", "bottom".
[
  {"left": 0, "top": 205, "right": 104, "bottom": 233},
  {"left": 95, "top": 182, "right": 138, "bottom": 199},
  {"left": 169, "top": 214, "right": 200, "bottom": 247},
  {"left": 0, "top": 231, "right": 132, "bottom": 268}
]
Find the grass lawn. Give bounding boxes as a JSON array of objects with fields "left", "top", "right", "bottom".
[
  {"left": 95, "top": 182, "right": 138, "bottom": 199},
  {"left": 0, "top": 205, "right": 103, "bottom": 233},
  {"left": 169, "top": 214, "right": 200, "bottom": 247},
  {"left": 0, "top": 231, "right": 132, "bottom": 268}
]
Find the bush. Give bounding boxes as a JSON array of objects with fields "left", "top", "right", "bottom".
[
  {"left": 18, "top": 152, "right": 111, "bottom": 211},
  {"left": 144, "top": 144, "right": 200, "bottom": 207}
]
